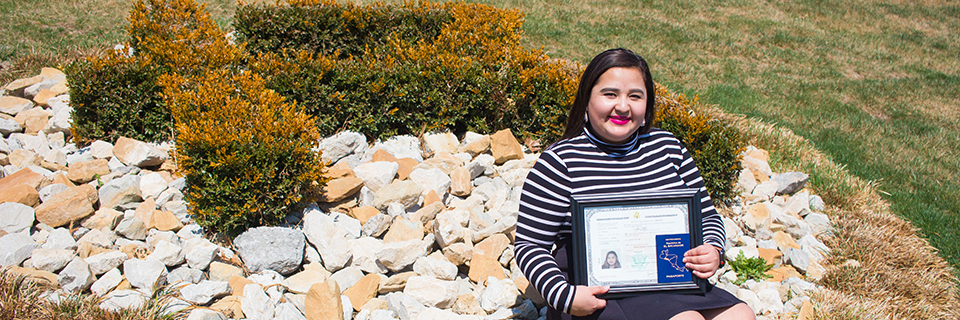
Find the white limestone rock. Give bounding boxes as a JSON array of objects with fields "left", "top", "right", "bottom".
[
  {"left": 139, "top": 172, "right": 168, "bottom": 200},
  {"left": 377, "top": 238, "right": 428, "bottom": 272},
  {"left": 99, "top": 289, "right": 146, "bottom": 312},
  {"left": 413, "top": 255, "right": 458, "bottom": 281},
  {"left": 58, "top": 257, "right": 94, "bottom": 293},
  {"left": 479, "top": 277, "right": 521, "bottom": 313},
  {"left": 385, "top": 292, "right": 426, "bottom": 320},
  {"left": 349, "top": 237, "right": 387, "bottom": 274},
  {"left": 422, "top": 131, "right": 459, "bottom": 155},
  {"left": 123, "top": 258, "right": 168, "bottom": 292},
  {"left": 275, "top": 302, "right": 307, "bottom": 320},
  {"left": 183, "top": 237, "right": 218, "bottom": 270},
  {"left": 147, "top": 240, "right": 185, "bottom": 267},
  {"left": 91, "top": 268, "right": 123, "bottom": 296},
  {"left": 180, "top": 280, "right": 231, "bottom": 305},
  {"left": 31, "top": 248, "right": 75, "bottom": 273},
  {"left": 99, "top": 174, "right": 142, "bottom": 209},
  {"left": 186, "top": 309, "right": 228, "bottom": 320},
  {"left": 354, "top": 161, "right": 399, "bottom": 192},
  {"left": 403, "top": 276, "right": 459, "bottom": 309},
  {"left": 0, "top": 202, "right": 35, "bottom": 234},
  {"left": 167, "top": 265, "right": 205, "bottom": 285},
  {"left": 409, "top": 167, "right": 451, "bottom": 198},
  {"left": 241, "top": 283, "right": 275, "bottom": 320},
  {"left": 40, "top": 228, "right": 76, "bottom": 251},
  {"left": 113, "top": 137, "right": 169, "bottom": 167},
  {"left": 85, "top": 250, "right": 130, "bottom": 276},
  {"left": 331, "top": 266, "right": 365, "bottom": 293},
  {"left": 320, "top": 131, "right": 368, "bottom": 164},
  {"left": 0, "top": 232, "right": 37, "bottom": 267}
]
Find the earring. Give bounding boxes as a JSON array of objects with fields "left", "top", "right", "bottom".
[{"left": 584, "top": 113, "right": 589, "bottom": 123}]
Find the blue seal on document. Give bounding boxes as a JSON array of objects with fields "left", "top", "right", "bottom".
[{"left": 656, "top": 234, "right": 692, "bottom": 283}]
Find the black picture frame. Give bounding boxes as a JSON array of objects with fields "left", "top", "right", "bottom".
[{"left": 570, "top": 188, "right": 706, "bottom": 298}]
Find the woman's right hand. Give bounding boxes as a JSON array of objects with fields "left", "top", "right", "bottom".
[{"left": 569, "top": 285, "right": 609, "bottom": 316}]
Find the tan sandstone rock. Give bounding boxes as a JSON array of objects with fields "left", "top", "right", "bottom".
[
  {"left": 67, "top": 159, "right": 111, "bottom": 184},
  {"left": 319, "top": 177, "right": 364, "bottom": 203},
  {"left": 305, "top": 280, "right": 342, "bottom": 320},
  {"left": 490, "top": 129, "right": 523, "bottom": 165},
  {"left": 449, "top": 166, "right": 472, "bottom": 197},
  {"left": 383, "top": 216, "right": 424, "bottom": 243},
  {"left": 35, "top": 184, "right": 97, "bottom": 227},
  {"left": 343, "top": 274, "right": 380, "bottom": 311}
]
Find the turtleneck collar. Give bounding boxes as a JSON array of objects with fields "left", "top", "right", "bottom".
[{"left": 583, "top": 123, "right": 643, "bottom": 157}]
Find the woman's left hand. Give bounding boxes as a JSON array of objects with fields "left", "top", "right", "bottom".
[{"left": 683, "top": 244, "right": 722, "bottom": 279}]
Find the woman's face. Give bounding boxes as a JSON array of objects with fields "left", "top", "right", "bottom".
[
  {"left": 606, "top": 252, "right": 618, "bottom": 265},
  {"left": 586, "top": 67, "right": 648, "bottom": 144}
]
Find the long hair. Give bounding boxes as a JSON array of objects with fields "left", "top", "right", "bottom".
[{"left": 559, "top": 48, "right": 656, "bottom": 142}]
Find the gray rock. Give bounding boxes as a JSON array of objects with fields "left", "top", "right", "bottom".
[
  {"left": 785, "top": 248, "right": 811, "bottom": 273},
  {"left": 0, "top": 202, "right": 35, "bottom": 234},
  {"left": 146, "top": 230, "right": 180, "bottom": 248},
  {"left": 234, "top": 226, "right": 305, "bottom": 275},
  {"left": 40, "top": 228, "right": 77, "bottom": 250},
  {"left": 180, "top": 280, "right": 231, "bottom": 305},
  {"left": 167, "top": 266, "right": 205, "bottom": 285},
  {"left": 361, "top": 214, "right": 392, "bottom": 238},
  {"left": 77, "top": 228, "right": 116, "bottom": 248},
  {"left": 0, "top": 232, "right": 37, "bottom": 267},
  {"left": 773, "top": 172, "right": 809, "bottom": 195},
  {"left": 0, "top": 117, "right": 23, "bottom": 135},
  {"left": 91, "top": 268, "right": 123, "bottom": 296},
  {"left": 334, "top": 213, "right": 362, "bottom": 239},
  {"left": 31, "top": 248, "right": 75, "bottom": 273},
  {"left": 58, "top": 257, "right": 94, "bottom": 293},
  {"left": 320, "top": 131, "right": 368, "bottom": 164},
  {"left": 123, "top": 258, "right": 167, "bottom": 292},
  {"left": 146, "top": 240, "right": 185, "bottom": 267},
  {"left": 342, "top": 295, "right": 354, "bottom": 320},
  {"left": 24, "top": 79, "right": 59, "bottom": 98},
  {"left": 99, "top": 174, "right": 142, "bottom": 209},
  {"left": 354, "top": 161, "right": 399, "bottom": 192},
  {"left": 99, "top": 289, "right": 146, "bottom": 312},
  {"left": 804, "top": 212, "right": 832, "bottom": 235},
  {"left": 168, "top": 177, "right": 187, "bottom": 191},
  {"left": 330, "top": 266, "right": 365, "bottom": 293},
  {"left": 155, "top": 188, "right": 183, "bottom": 207},
  {"left": 404, "top": 276, "right": 458, "bottom": 309},
  {"left": 115, "top": 216, "right": 148, "bottom": 240}
]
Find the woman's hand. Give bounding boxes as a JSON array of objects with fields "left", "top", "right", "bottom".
[
  {"left": 570, "top": 285, "right": 608, "bottom": 316},
  {"left": 684, "top": 244, "right": 722, "bottom": 279}
]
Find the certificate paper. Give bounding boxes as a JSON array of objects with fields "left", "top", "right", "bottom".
[{"left": 571, "top": 189, "right": 705, "bottom": 295}]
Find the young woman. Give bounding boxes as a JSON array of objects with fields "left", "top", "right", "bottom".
[
  {"left": 602, "top": 251, "right": 621, "bottom": 269},
  {"left": 514, "top": 48, "right": 755, "bottom": 320}
]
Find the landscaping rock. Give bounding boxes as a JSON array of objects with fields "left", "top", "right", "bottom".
[
  {"left": 35, "top": 184, "right": 97, "bottom": 228},
  {"left": 403, "top": 276, "right": 458, "bottom": 309},
  {"left": 180, "top": 280, "right": 231, "bottom": 305},
  {"left": 58, "top": 257, "right": 94, "bottom": 293},
  {"left": 123, "top": 258, "right": 167, "bottom": 292},
  {"left": 113, "top": 137, "right": 168, "bottom": 167},
  {"left": 234, "top": 226, "right": 305, "bottom": 275},
  {"left": 0, "top": 232, "right": 36, "bottom": 267},
  {"left": 0, "top": 202, "right": 34, "bottom": 234}
]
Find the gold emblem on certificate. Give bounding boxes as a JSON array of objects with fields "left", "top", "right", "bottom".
[{"left": 571, "top": 189, "right": 706, "bottom": 297}]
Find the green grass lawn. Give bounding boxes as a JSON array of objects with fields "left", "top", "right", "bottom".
[
  {"left": 465, "top": 0, "right": 960, "bottom": 270},
  {"left": 2, "top": 0, "right": 958, "bottom": 271}
]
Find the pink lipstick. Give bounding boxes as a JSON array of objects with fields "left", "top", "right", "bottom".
[{"left": 609, "top": 116, "right": 630, "bottom": 125}]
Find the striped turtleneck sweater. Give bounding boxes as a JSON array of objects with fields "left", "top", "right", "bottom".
[{"left": 514, "top": 127, "right": 726, "bottom": 314}]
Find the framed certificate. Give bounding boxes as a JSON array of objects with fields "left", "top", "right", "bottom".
[{"left": 570, "top": 189, "right": 706, "bottom": 297}]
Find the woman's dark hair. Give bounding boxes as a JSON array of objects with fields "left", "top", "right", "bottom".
[{"left": 559, "top": 48, "right": 655, "bottom": 142}]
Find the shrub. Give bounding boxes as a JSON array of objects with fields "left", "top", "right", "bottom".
[
  {"left": 65, "top": 52, "right": 172, "bottom": 144},
  {"left": 67, "top": 0, "right": 244, "bottom": 144},
  {"left": 235, "top": 0, "right": 454, "bottom": 59},
  {"left": 243, "top": 1, "right": 578, "bottom": 143},
  {"left": 160, "top": 69, "right": 328, "bottom": 235},
  {"left": 654, "top": 85, "right": 746, "bottom": 204}
]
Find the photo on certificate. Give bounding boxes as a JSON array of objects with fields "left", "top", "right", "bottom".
[{"left": 570, "top": 189, "right": 706, "bottom": 297}]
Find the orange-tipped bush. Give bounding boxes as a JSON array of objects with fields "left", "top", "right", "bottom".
[
  {"left": 654, "top": 86, "right": 745, "bottom": 204},
  {"left": 161, "top": 69, "right": 328, "bottom": 235}
]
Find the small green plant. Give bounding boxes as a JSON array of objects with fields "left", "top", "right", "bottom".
[{"left": 728, "top": 251, "right": 774, "bottom": 285}]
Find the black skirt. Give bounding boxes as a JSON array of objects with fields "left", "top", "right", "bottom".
[{"left": 547, "top": 241, "right": 744, "bottom": 320}]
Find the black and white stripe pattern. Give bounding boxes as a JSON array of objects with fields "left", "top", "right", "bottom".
[{"left": 515, "top": 128, "right": 726, "bottom": 314}]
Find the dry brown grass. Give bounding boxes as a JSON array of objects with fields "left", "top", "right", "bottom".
[
  {"left": 0, "top": 268, "right": 191, "bottom": 320},
  {"left": 706, "top": 105, "right": 960, "bottom": 319}
]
